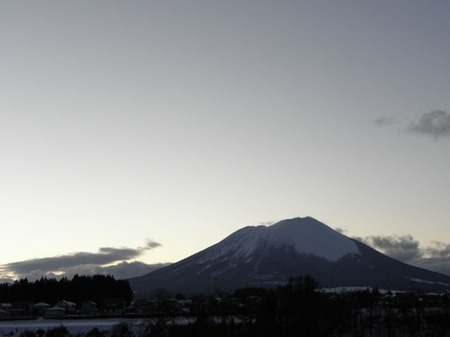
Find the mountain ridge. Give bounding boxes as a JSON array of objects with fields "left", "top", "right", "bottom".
[{"left": 129, "top": 217, "right": 450, "bottom": 297}]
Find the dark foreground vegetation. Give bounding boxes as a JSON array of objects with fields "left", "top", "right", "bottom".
[
  {"left": 150, "top": 276, "right": 450, "bottom": 337},
  {"left": 1, "top": 275, "right": 450, "bottom": 336},
  {"left": 0, "top": 275, "right": 132, "bottom": 309}
]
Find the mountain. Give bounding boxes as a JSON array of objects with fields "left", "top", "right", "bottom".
[{"left": 129, "top": 217, "right": 450, "bottom": 297}]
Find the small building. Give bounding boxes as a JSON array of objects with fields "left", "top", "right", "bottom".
[
  {"left": 80, "top": 301, "right": 97, "bottom": 316},
  {"left": 55, "top": 300, "right": 77, "bottom": 314},
  {"left": 103, "top": 298, "right": 125, "bottom": 315},
  {"left": 133, "top": 299, "right": 154, "bottom": 314},
  {"left": 0, "top": 303, "right": 12, "bottom": 319},
  {"left": 0, "top": 309, "right": 8, "bottom": 320},
  {"left": 45, "top": 306, "right": 66, "bottom": 318},
  {"left": 33, "top": 302, "right": 50, "bottom": 317}
]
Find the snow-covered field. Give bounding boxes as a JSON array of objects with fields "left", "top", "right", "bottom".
[
  {"left": 0, "top": 318, "right": 145, "bottom": 336},
  {"left": 0, "top": 316, "right": 240, "bottom": 336},
  {"left": 0, "top": 316, "right": 214, "bottom": 336}
]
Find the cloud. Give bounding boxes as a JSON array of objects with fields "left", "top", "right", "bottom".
[
  {"left": 359, "top": 234, "right": 421, "bottom": 261},
  {"left": 374, "top": 116, "right": 397, "bottom": 127},
  {"left": 355, "top": 234, "right": 450, "bottom": 276},
  {"left": 100, "top": 261, "right": 170, "bottom": 279},
  {"left": 47, "top": 261, "right": 170, "bottom": 280},
  {"left": 410, "top": 110, "right": 450, "bottom": 139},
  {"left": 374, "top": 110, "right": 450, "bottom": 141},
  {"left": 0, "top": 240, "right": 162, "bottom": 281},
  {"left": 425, "top": 241, "right": 450, "bottom": 258}
]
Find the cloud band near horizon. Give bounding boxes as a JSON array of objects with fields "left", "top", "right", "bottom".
[
  {"left": 2, "top": 233, "right": 450, "bottom": 282},
  {"left": 354, "top": 234, "right": 450, "bottom": 276},
  {"left": 0, "top": 240, "right": 161, "bottom": 280}
]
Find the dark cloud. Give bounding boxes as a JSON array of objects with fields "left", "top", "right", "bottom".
[
  {"left": 0, "top": 240, "right": 162, "bottom": 280},
  {"left": 360, "top": 234, "right": 421, "bottom": 261},
  {"left": 410, "top": 110, "right": 450, "bottom": 139},
  {"left": 47, "top": 261, "right": 170, "bottom": 280},
  {"left": 415, "top": 242, "right": 450, "bottom": 276},
  {"left": 0, "top": 276, "right": 15, "bottom": 284},
  {"left": 413, "top": 256, "right": 450, "bottom": 277},
  {"left": 425, "top": 241, "right": 450, "bottom": 258},
  {"left": 355, "top": 234, "right": 450, "bottom": 276},
  {"left": 374, "top": 110, "right": 450, "bottom": 141},
  {"left": 101, "top": 261, "right": 170, "bottom": 279},
  {"left": 374, "top": 116, "right": 397, "bottom": 127}
]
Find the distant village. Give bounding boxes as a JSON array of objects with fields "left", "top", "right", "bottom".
[
  {"left": 0, "top": 275, "right": 132, "bottom": 320},
  {"left": 1, "top": 275, "right": 450, "bottom": 337},
  {"left": 1, "top": 289, "right": 450, "bottom": 321},
  {"left": 0, "top": 294, "right": 193, "bottom": 320},
  {"left": 0, "top": 298, "right": 119, "bottom": 319},
  {"left": 0, "top": 275, "right": 449, "bottom": 326}
]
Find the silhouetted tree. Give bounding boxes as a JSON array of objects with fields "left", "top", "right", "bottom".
[{"left": 0, "top": 275, "right": 133, "bottom": 305}]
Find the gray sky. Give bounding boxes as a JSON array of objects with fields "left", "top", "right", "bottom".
[{"left": 1, "top": 1, "right": 450, "bottom": 279}]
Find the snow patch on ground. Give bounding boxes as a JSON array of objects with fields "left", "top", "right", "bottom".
[
  {"left": 0, "top": 318, "right": 134, "bottom": 336},
  {"left": 321, "top": 287, "right": 405, "bottom": 295},
  {"left": 411, "top": 278, "right": 450, "bottom": 287},
  {"left": 0, "top": 317, "right": 243, "bottom": 336}
]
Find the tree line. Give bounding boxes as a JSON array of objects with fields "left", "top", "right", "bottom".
[{"left": 0, "top": 275, "right": 133, "bottom": 306}]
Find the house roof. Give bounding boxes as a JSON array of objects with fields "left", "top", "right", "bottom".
[
  {"left": 33, "top": 302, "right": 50, "bottom": 307},
  {"left": 47, "top": 306, "right": 66, "bottom": 311}
]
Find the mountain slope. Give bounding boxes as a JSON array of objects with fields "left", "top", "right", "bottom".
[{"left": 130, "top": 217, "right": 450, "bottom": 297}]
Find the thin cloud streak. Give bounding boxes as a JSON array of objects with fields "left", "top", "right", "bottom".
[{"left": 374, "top": 116, "right": 397, "bottom": 127}]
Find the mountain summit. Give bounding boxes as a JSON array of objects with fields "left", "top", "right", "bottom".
[
  {"left": 254, "top": 217, "right": 359, "bottom": 260},
  {"left": 130, "top": 217, "right": 450, "bottom": 297}
]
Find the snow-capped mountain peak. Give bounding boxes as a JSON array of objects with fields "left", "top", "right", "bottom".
[
  {"left": 268, "top": 217, "right": 359, "bottom": 261},
  {"left": 200, "top": 217, "right": 359, "bottom": 263}
]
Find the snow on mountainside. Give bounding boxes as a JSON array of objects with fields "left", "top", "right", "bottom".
[
  {"left": 129, "top": 217, "right": 450, "bottom": 297},
  {"left": 268, "top": 217, "right": 358, "bottom": 260},
  {"left": 199, "top": 217, "right": 358, "bottom": 263}
]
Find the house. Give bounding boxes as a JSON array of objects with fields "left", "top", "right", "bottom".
[
  {"left": 33, "top": 302, "right": 50, "bottom": 317},
  {"left": 55, "top": 300, "right": 77, "bottom": 315},
  {"left": 45, "top": 306, "right": 66, "bottom": 318},
  {"left": 102, "top": 298, "right": 125, "bottom": 315},
  {"left": 0, "top": 309, "right": 8, "bottom": 320},
  {"left": 133, "top": 299, "right": 155, "bottom": 314},
  {"left": 80, "top": 301, "right": 97, "bottom": 316},
  {"left": 0, "top": 303, "right": 12, "bottom": 319}
]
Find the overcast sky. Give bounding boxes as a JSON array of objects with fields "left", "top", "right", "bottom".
[{"left": 1, "top": 1, "right": 450, "bottom": 280}]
